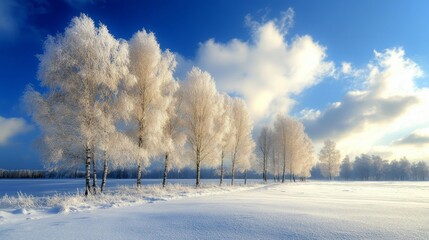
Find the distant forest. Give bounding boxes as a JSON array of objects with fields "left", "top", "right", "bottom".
[{"left": 311, "top": 155, "right": 428, "bottom": 181}]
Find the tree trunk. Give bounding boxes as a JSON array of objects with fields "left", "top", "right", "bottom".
[
  {"left": 282, "top": 158, "right": 286, "bottom": 183},
  {"left": 85, "top": 145, "right": 91, "bottom": 196},
  {"left": 220, "top": 151, "right": 224, "bottom": 185},
  {"left": 101, "top": 153, "right": 108, "bottom": 193},
  {"left": 137, "top": 159, "right": 142, "bottom": 188},
  {"left": 91, "top": 151, "right": 97, "bottom": 194},
  {"left": 137, "top": 133, "right": 143, "bottom": 188},
  {"left": 244, "top": 170, "right": 247, "bottom": 185},
  {"left": 231, "top": 158, "right": 235, "bottom": 186},
  {"left": 263, "top": 155, "right": 267, "bottom": 182},
  {"left": 196, "top": 161, "right": 201, "bottom": 187},
  {"left": 162, "top": 153, "right": 169, "bottom": 188}
]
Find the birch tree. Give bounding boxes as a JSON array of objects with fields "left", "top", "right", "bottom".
[
  {"left": 257, "top": 126, "right": 272, "bottom": 182},
  {"left": 274, "top": 115, "right": 314, "bottom": 182},
  {"left": 160, "top": 79, "right": 187, "bottom": 188},
  {"left": 178, "top": 67, "right": 223, "bottom": 187},
  {"left": 296, "top": 134, "right": 314, "bottom": 180},
  {"left": 270, "top": 133, "right": 281, "bottom": 181},
  {"left": 218, "top": 94, "right": 234, "bottom": 185},
  {"left": 319, "top": 139, "right": 341, "bottom": 180},
  {"left": 90, "top": 24, "right": 132, "bottom": 193},
  {"left": 274, "top": 115, "right": 289, "bottom": 183},
  {"left": 230, "top": 98, "right": 255, "bottom": 186},
  {"left": 27, "top": 14, "right": 130, "bottom": 195},
  {"left": 128, "top": 30, "right": 175, "bottom": 187}
]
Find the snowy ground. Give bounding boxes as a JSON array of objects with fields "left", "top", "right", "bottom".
[{"left": 1, "top": 180, "right": 428, "bottom": 239}]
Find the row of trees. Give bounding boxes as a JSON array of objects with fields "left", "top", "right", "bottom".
[
  {"left": 257, "top": 115, "right": 315, "bottom": 183},
  {"left": 0, "top": 169, "right": 46, "bottom": 178},
  {"left": 312, "top": 152, "right": 429, "bottom": 181},
  {"left": 339, "top": 155, "right": 429, "bottom": 181},
  {"left": 315, "top": 140, "right": 429, "bottom": 181},
  {"left": 25, "top": 14, "right": 255, "bottom": 195}
]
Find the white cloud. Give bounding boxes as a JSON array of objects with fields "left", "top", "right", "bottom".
[
  {"left": 303, "top": 48, "right": 429, "bottom": 161},
  {"left": 0, "top": 116, "right": 30, "bottom": 145},
  {"left": 341, "top": 62, "right": 352, "bottom": 74},
  {"left": 194, "top": 8, "right": 334, "bottom": 125},
  {"left": 300, "top": 108, "right": 321, "bottom": 121}
]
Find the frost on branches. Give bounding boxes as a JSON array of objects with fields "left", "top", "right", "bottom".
[
  {"left": 178, "top": 67, "right": 224, "bottom": 187},
  {"left": 23, "top": 14, "right": 320, "bottom": 194},
  {"left": 319, "top": 140, "right": 341, "bottom": 180},
  {"left": 25, "top": 14, "right": 133, "bottom": 196},
  {"left": 273, "top": 115, "right": 314, "bottom": 182},
  {"left": 128, "top": 30, "right": 177, "bottom": 187}
]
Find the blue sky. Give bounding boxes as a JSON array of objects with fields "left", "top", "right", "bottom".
[{"left": 1, "top": 0, "right": 429, "bottom": 169}]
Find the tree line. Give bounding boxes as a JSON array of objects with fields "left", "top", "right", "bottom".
[
  {"left": 24, "top": 14, "right": 258, "bottom": 195},
  {"left": 311, "top": 154, "right": 429, "bottom": 181}
]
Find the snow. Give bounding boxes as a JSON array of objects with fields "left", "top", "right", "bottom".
[{"left": 1, "top": 180, "right": 428, "bottom": 239}]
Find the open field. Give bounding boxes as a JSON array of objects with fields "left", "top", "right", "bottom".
[{"left": 1, "top": 180, "right": 428, "bottom": 239}]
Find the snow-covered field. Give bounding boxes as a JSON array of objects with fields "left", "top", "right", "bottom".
[{"left": 1, "top": 180, "right": 428, "bottom": 239}]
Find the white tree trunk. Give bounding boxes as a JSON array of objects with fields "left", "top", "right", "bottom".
[
  {"left": 162, "top": 153, "right": 169, "bottom": 188},
  {"left": 91, "top": 150, "right": 97, "bottom": 194},
  {"left": 137, "top": 135, "right": 143, "bottom": 188},
  {"left": 85, "top": 145, "right": 91, "bottom": 196}
]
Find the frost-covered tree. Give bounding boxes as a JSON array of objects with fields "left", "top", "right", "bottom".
[
  {"left": 371, "top": 156, "right": 385, "bottom": 180},
  {"left": 257, "top": 126, "right": 272, "bottom": 182},
  {"left": 353, "top": 154, "right": 373, "bottom": 180},
  {"left": 296, "top": 134, "right": 315, "bottom": 180},
  {"left": 160, "top": 79, "right": 188, "bottom": 188},
  {"left": 319, "top": 140, "right": 341, "bottom": 180},
  {"left": 339, "top": 156, "right": 353, "bottom": 180},
  {"left": 90, "top": 24, "right": 132, "bottom": 193},
  {"left": 274, "top": 115, "right": 313, "bottom": 182},
  {"left": 178, "top": 67, "right": 223, "bottom": 187},
  {"left": 412, "top": 161, "right": 429, "bottom": 180},
  {"left": 230, "top": 98, "right": 255, "bottom": 186},
  {"left": 25, "top": 14, "right": 131, "bottom": 196},
  {"left": 218, "top": 94, "right": 234, "bottom": 185},
  {"left": 270, "top": 130, "right": 282, "bottom": 182},
  {"left": 398, "top": 157, "right": 412, "bottom": 180},
  {"left": 128, "top": 30, "right": 176, "bottom": 187}
]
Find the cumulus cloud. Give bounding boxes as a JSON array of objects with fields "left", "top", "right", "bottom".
[
  {"left": 302, "top": 48, "right": 429, "bottom": 161},
  {"left": 0, "top": 116, "right": 30, "bottom": 145},
  {"left": 195, "top": 8, "right": 334, "bottom": 124}
]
